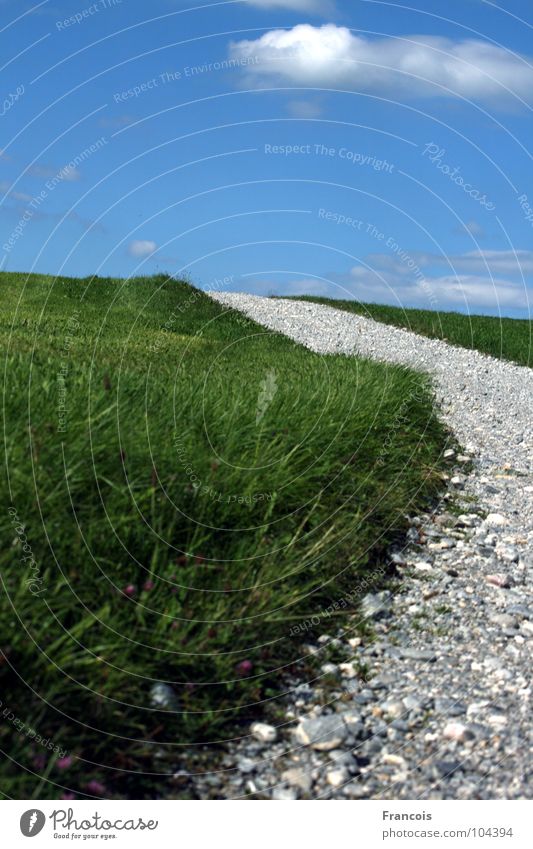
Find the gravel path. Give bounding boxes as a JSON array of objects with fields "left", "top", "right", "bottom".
[{"left": 184, "top": 293, "right": 532, "bottom": 800}]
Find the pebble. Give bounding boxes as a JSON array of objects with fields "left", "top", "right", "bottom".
[
  {"left": 326, "top": 768, "right": 349, "bottom": 788},
  {"left": 250, "top": 722, "right": 278, "bottom": 743},
  {"left": 399, "top": 648, "right": 438, "bottom": 662},
  {"left": 442, "top": 722, "right": 469, "bottom": 742},
  {"left": 486, "top": 574, "right": 513, "bottom": 588},
  {"left": 294, "top": 716, "right": 348, "bottom": 751}
]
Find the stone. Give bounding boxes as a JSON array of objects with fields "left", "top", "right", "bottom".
[
  {"left": 496, "top": 545, "right": 519, "bottom": 563},
  {"left": 294, "top": 715, "right": 348, "bottom": 751},
  {"left": 443, "top": 722, "right": 469, "bottom": 742},
  {"left": 380, "top": 700, "right": 404, "bottom": 719},
  {"left": 272, "top": 787, "right": 297, "bottom": 800},
  {"left": 435, "top": 760, "right": 463, "bottom": 777},
  {"left": 399, "top": 648, "right": 437, "bottom": 662},
  {"left": 485, "top": 513, "right": 508, "bottom": 527},
  {"left": 339, "top": 662, "right": 358, "bottom": 679},
  {"left": 326, "top": 767, "right": 349, "bottom": 787},
  {"left": 281, "top": 767, "right": 311, "bottom": 793},
  {"left": 489, "top": 613, "right": 518, "bottom": 629},
  {"left": 342, "top": 712, "right": 363, "bottom": 737},
  {"left": 149, "top": 682, "right": 180, "bottom": 711},
  {"left": 250, "top": 722, "right": 277, "bottom": 743},
  {"left": 486, "top": 574, "right": 513, "bottom": 589},
  {"left": 435, "top": 697, "right": 467, "bottom": 716},
  {"left": 382, "top": 754, "right": 407, "bottom": 768},
  {"left": 360, "top": 591, "right": 392, "bottom": 620}
]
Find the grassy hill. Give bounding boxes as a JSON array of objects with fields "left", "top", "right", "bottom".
[
  {"left": 0, "top": 271, "right": 449, "bottom": 799},
  {"left": 285, "top": 296, "right": 532, "bottom": 368}
]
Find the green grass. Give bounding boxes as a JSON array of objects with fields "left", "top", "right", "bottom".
[
  {"left": 285, "top": 296, "right": 532, "bottom": 368},
  {"left": 0, "top": 271, "right": 449, "bottom": 799}
]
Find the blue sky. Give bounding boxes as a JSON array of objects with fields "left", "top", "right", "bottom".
[{"left": 1, "top": 0, "right": 533, "bottom": 316}]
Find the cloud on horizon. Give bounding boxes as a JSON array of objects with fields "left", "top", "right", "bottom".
[
  {"left": 242, "top": 270, "right": 529, "bottom": 311},
  {"left": 232, "top": 247, "right": 532, "bottom": 312},
  {"left": 369, "top": 248, "right": 533, "bottom": 276},
  {"left": 230, "top": 24, "right": 533, "bottom": 105}
]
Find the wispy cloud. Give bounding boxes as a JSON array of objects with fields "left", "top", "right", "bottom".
[
  {"left": 244, "top": 0, "right": 334, "bottom": 11},
  {"left": 128, "top": 239, "right": 158, "bottom": 258},
  {"left": 0, "top": 181, "right": 33, "bottom": 203},
  {"left": 230, "top": 24, "right": 533, "bottom": 104},
  {"left": 285, "top": 98, "right": 324, "bottom": 117},
  {"left": 457, "top": 219, "right": 486, "bottom": 238},
  {"left": 29, "top": 163, "right": 81, "bottom": 182},
  {"left": 370, "top": 248, "right": 533, "bottom": 276},
  {"left": 98, "top": 114, "right": 135, "bottom": 129}
]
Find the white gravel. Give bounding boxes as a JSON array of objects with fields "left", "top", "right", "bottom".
[
  {"left": 192, "top": 292, "right": 533, "bottom": 800},
  {"left": 208, "top": 293, "right": 533, "bottom": 476}
]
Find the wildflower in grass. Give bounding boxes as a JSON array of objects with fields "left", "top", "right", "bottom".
[
  {"left": 143, "top": 580, "right": 154, "bottom": 591},
  {"left": 56, "top": 755, "right": 73, "bottom": 769},
  {"left": 86, "top": 779, "right": 106, "bottom": 795},
  {"left": 61, "top": 793, "right": 75, "bottom": 800},
  {"left": 123, "top": 584, "right": 136, "bottom": 597},
  {"left": 236, "top": 659, "right": 253, "bottom": 676}
]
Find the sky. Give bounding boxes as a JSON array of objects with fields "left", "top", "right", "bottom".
[{"left": 1, "top": 0, "right": 533, "bottom": 316}]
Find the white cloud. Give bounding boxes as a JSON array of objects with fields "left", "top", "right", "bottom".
[
  {"left": 459, "top": 219, "right": 485, "bottom": 238},
  {"left": 59, "top": 165, "right": 81, "bottom": 182},
  {"left": 425, "top": 275, "right": 528, "bottom": 309},
  {"left": 370, "top": 248, "right": 533, "bottom": 276},
  {"left": 230, "top": 24, "right": 533, "bottom": 103},
  {"left": 449, "top": 249, "right": 533, "bottom": 274},
  {"left": 29, "top": 163, "right": 81, "bottom": 181},
  {"left": 285, "top": 98, "right": 323, "bottom": 117},
  {"left": 243, "top": 0, "right": 332, "bottom": 10},
  {"left": 0, "top": 181, "right": 32, "bottom": 202},
  {"left": 345, "top": 266, "right": 528, "bottom": 310},
  {"left": 241, "top": 269, "right": 529, "bottom": 311},
  {"left": 128, "top": 240, "right": 158, "bottom": 258}
]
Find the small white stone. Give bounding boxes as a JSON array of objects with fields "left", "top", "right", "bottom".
[
  {"left": 339, "top": 662, "right": 357, "bottom": 679},
  {"left": 250, "top": 722, "right": 277, "bottom": 743},
  {"left": 281, "top": 767, "right": 311, "bottom": 793},
  {"left": 382, "top": 754, "right": 406, "bottom": 768},
  {"left": 487, "top": 714, "right": 508, "bottom": 729},
  {"left": 443, "top": 721, "right": 468, "bottom": 742},
  {"left": 485, "top": 513, "right": 509, "bottom": 527},
  {"left": 415, "top": 561, "right": 433, "bottom": 572},
  {"left": 326, "top": 768, "right": 348, "bottom": 788},
  {"left": 272, "top": 787, "right": 297, "bottom": 800}
]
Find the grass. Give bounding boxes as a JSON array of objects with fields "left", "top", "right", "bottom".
[
  {"left": 285, "top": 297, "right": 532, "bottom": 368},
  {"left": 0, "top": 271, "right": 449, "bottom": 799}
]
